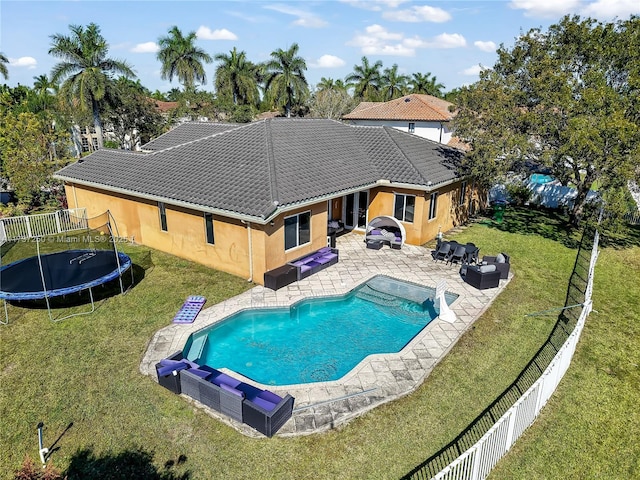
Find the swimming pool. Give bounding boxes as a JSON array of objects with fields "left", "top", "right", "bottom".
[
  {"left": 529, "top": 173, "right": 554, "bottom": 184},
  {"left": 182, "top": 276, "right": 458, "bottom": 385}
]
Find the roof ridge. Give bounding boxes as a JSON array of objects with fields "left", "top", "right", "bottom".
[{"left": 380, "top": 127, "right": 431, "bottom": 185}]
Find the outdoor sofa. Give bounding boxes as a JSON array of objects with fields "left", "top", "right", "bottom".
[
  {"left": 156, "top": 353, "right": 294, "bottom": 437},
  {"left": 481, "top": 253, "right": 510, "bottom": 279},
  {"left": 263, "top": 246, "right": 339, "bottom": 290},
  {"left": 464, "top": 264, "right": 501, "bottom": 290}
]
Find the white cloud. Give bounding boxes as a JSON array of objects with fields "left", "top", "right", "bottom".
[
  {"left": 383, "top": 5, "right": 452, "bottom": 23},
  {"left": 196, "top": 26, "right": 238, "bottom": 41},
  {"left": 311, "top": 55, "right": 346, "bottom": 68},
  {"left": 264, "top": 4, "right": 328, "bottom": 28},
  {"left": 509, "top": 0, "right": 581, "bottom": 18},
  {"left": 9, "top": 57, "right": 37, "bottom": 69},
  {"left": 340, "top": 0, "right": 409, "bottom": 11},
  {"left": 348, "top": 25, "right": 466, "bottom": 56},
  {"left": 428, "top": 33, "right": 467, "bottom": 48},
  {"left": 582, "top": 0, "right": 640, "bottom": 20},
  {"left": 462, "top": 64, "right": 484, "bottom": 76},
  {"left": 474, "top": 40, "right": 496, "bottom": 52},
  {"left": 131, "top": 42, "right": 159, "bottom": 53}
]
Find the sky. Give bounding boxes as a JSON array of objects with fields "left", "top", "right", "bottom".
[{"left": 1, "top": 0, "right": 639, "bottom": 95}]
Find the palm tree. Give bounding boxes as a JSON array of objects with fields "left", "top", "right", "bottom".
[
  {"left": 49, "top": 23, "right": 135, "bottom": 149},
  {"left": 409, "top": 72, "right": 445, "bottom": 98},
  {"left": 345, "top": 56, "right": 383, "bottom": 101},
  {"left": 214, "top": 47, "right": 260, "bottom": 106},
  {"left": 263, "top": 43, "right": 309, "bottom": 118},
  {"left": 381, "top": 64, "right": 408, "bottom": 100},
  {"left": 0, "top": 52, "right": 8, "bottom": 80},
  {"left": 157, "top": 26, "right": 212, "bottom": 92},
  {"left": 316, "top": 77, "right": 350, "bottom": 92}
]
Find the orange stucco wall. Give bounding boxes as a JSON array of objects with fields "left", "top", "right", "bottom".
[{"left": 64, "top": 179, "right": 481, "bottom": 285}]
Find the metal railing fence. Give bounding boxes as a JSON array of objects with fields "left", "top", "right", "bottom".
[
  {"left": 0, "top": 208, "right": 87, "bottom": 245},
  {"left": 401, "top": 225, "right": 599, "bottom": 480}
]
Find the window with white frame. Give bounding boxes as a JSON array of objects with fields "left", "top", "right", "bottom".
[
  {"left": 284, "top": 211, "right": 311, "bottom": 250},
  {"left": 204, "top": 212, "right": 214, "bottom": 244},
  {"left": 408, "top": 122, "right": 415, "bottom": 134},
  {"left": 428, "top": 192, "right": 438, "bottom": 220},
  {"left": 459, "top": 181, "right": 467, "bottom": 206},
  {"left": 394, "top": 193, "right": 415, "bottom": 223},
  {"left": 81, "top": 137, "right": 90, "bottom": 152}
]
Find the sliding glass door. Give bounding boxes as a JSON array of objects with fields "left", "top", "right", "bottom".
[{"left": 344, "top": 191, "right": 369, "bottom": 229}]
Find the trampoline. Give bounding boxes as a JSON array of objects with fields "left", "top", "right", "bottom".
[
  {"left": 0, "top": 249, "right": 131, "bottom": 301},
  {"left": 1, "top": 249, "right": 132, "bottom": 322}
]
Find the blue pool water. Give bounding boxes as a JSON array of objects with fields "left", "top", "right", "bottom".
[
  {"left": 529, "top": 173, "right": 554, "bottom": 184},
  {"left": 183, "top": 276, "right": 458, "bottom": 385}
]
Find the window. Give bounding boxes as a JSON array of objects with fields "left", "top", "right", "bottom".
[
  {"left": 394, "top": 194, "right": 415, "bottom": 223},
  {"left": 204, "top": 213, "right": 214, "bottom": 244},
  {"left": 81, "top": 137, "right": 89, "bottom": 152},
  {"left": 158, "top": 202, "right": 168, "bottom": 231},
  {"left": 284, "top": 211, "right": 311, "bottom": 250},
  {"left": 92, "top": 137, "right": 99, "bottom": 150},
  {"left": 408, "top": 122, "right": 415, "bottom": 134},
  {"left": 459, "top": 181, "right": 467, "bottom": 206},
  {"left": 429, "top": 192, "right": 438, "bottom": 220}
]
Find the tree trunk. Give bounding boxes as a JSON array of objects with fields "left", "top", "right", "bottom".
[{"left": 569, "top": 184, "right": 590, "bottom": 226}]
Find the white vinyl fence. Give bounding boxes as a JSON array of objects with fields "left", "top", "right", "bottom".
[
  {"left": 431, "top": 230, "right": 599, "bottom": 480},
  {"left": 0, "top": 208, "right": 88, "bottom": 245}
]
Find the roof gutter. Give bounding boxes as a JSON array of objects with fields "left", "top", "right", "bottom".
[{"left": 54, "top": 174, "right": 269, "bottom": 225}]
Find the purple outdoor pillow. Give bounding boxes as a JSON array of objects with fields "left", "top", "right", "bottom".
[
  {"left": 187, "top": 368, "right": 211, "bottom": 379},
  {"left": 220, "top": 383, "right": 244, "bottom": 397},
  {"left": 371, "top": 229, "right": 381, "bottom": 235},
  {"left": 157, "top": 363, "right": 188, "bottom": 377},
  {"left": 251, "top": 396, "right": 276, "bottom": 411},
  {"left": 159, "top": 358, "right": 184, "bottom": 367},
  {"left": 291, "top": 261, "right": 304, "bottom": 267},
  {"left": 318, "top": 247, "right": 331, "bottom": 254},
  {"left": 211, "top": 372, "right": 242, "bottom": 388},
  {"left": 258, "top": 390, "right": 283, "bottom": 404}
]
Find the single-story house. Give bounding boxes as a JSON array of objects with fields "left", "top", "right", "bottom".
[{"left": 54, "top": 118, "right": 483, "bottom": 285}]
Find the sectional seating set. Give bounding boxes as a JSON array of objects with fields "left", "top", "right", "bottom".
[
  {"left": 155, "top": 352, "right": 294, "bottom": 437},
  {"left": 463, "top": 253, "right": 510, "bottom": 290},
  {"left": 365, "top": 227, "right": 403, "bottom": 250},
  {"left": 264, "top": 246, "right": 339, "bottom": 290}
]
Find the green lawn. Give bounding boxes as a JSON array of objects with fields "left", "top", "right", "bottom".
[{"left": 1, "top": 208, "right": 638, "bottom": 480}]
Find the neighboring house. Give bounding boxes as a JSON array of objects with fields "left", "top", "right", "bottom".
[
  {"left": 342, "top": 94, "right": 468, "bottom": 150},
  {"left": 54, "top": 119, "right": 482, "bottom": 285}
]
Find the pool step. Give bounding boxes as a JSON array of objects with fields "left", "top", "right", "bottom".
[{"left": 355, "top": 286, "right": 402, "bottom": 307}]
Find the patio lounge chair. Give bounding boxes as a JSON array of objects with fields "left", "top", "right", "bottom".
[
  {"left": 464, "top": 243, "right": 480, "bottom": 265},
  {"left": 433, "top": 242, "right": 451, "bottom": 262}
]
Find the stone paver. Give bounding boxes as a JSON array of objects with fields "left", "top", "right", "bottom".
[{"left": 140, "top": 233, "right": 511, "bottom": 437}]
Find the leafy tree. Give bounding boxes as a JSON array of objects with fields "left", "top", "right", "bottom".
[
  {"left": 102, "top": 77, "right": 166, "bottom": 149},
  {"left": 309, "top": 88, "right": 356, "bottom": 119},
  {"left": 263, "top": 43, "right": 309, "bottom": 118},
  {"left": 381, "top": 64, "right": 408, "bottom": 100},
  {"left": 150, "top": 89, "right": 167, "bottom": 101},
  {"left": 0, "top": 111, "right": 67, "bottom": 206},
  {"left": 409, "top": 72, "right": 445, "bottom": 97},
  {"left": 0, "top": 52, "right": 8, "bottom": 80},
  {"left": 48, "top": 23, "right": 135, "bottom": 149},
  {"left": 214, "top": 47, "right": 260, "bottom": 107},
  {"left": 454, "top": 15, "right": 640, "bottom": 225},
  {"left": 157, "top": 26, "right": 212, "bottom": 92},
  {"left": 345, "top": 56, "right": 383, "bottom": 101}
]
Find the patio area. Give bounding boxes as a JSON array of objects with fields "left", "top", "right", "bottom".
[{"left": 140, "top": 232, "right": 511, "bottom": 437}]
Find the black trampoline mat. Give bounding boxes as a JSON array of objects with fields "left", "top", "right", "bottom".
[{"left": 1, "top": 250, "right": 120, "bottom": 294}]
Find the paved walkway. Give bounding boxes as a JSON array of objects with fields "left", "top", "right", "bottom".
[{"left": 140, "top": 233, "right": 511, "bottom": 437}]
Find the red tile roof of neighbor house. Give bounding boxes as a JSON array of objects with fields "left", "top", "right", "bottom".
[
  {"left": 151, "top": 100, "right": 179, "bottom": 113},
  {"left": 343, "top": 94, "right": 456, "bottom": 122},
  {"left": 447, "top": 136, "right": 471, "bottom": 152}
]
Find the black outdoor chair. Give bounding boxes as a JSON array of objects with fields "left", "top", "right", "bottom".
[
  {"left": 433, "top": 242, "right": 451, "bottom": 262},
  {"left": 447, "top": 244, "right": 467, "bottom": 265},
  {"left": 464, "top": 243, "right": 480, "bottom": 265}
]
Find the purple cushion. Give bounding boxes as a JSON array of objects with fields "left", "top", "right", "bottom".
[
  {"left": 188, "top": 368, "right": 211, "bottom": 379},
  {"left": 157, "top": 363, "right": 187, "bottom": 377},
  {"left": 308, "top": 261, "right": 321, "bottom": 267},
  {"left": 258, "top": 390, "right": 282, "bottom": 404},
  {"left": 211, "top": 372, "right": 241, "bottom": 388},
  {"left": 291, "top": 261, "right": 304, "bottom": 267},
  {"left": 318, "top": 247, "right": 331, "bottom": 254},
  {"left": 371, "top": 229, "right": 381, "bottom": 235},
  {"left": 300, "top": 265, "right": 312, "bottom": 272},
  {"left": 251, "top": 396, "right": 276, "bottom": 411},
  {"left": 220, "top": 383, "right": 244, "bottom": 397},
  {"left": 159, "top": 358, "right": 184, "bottom": 367}
]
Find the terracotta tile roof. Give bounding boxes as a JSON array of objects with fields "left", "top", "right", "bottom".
[
  {"left": 151, "top": 100, "right": 179, "bottom": 113},
  {"left": 55, "top": 119, "right": 461, "bottom": 222},
  {"left": 343, "top": 94, "right": 455, "bottom": 122},
  {"left": 447, "top": 136, "right": 471, "bottom": 152}
]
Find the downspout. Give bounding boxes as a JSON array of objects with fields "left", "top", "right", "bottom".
[
  {"left": 439, "top": 122, "right": 443, "bottom": 144},
  {"left": 245, "top": 221, "right": 253, "bottom": 282}
]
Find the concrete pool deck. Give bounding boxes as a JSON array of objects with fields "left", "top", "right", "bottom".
[{"left": 140, "top": 232, "right": 511, "bottom": 437}]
